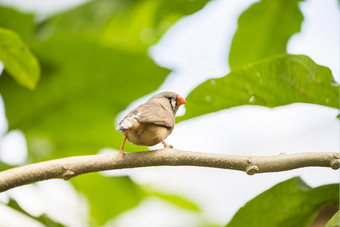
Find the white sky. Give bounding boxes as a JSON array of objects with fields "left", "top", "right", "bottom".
[{"left": 0, "top": 0, "right": 339, "bottom": 226}]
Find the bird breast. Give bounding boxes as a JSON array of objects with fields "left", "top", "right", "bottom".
[{"left": 123, "top": 122, "right": 173, "bottom": 146}]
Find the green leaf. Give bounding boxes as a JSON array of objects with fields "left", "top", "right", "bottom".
[
  {"left": 0, "top": 6, "right": 34, "bottom": 39},
  {"left": 71, "top": 174, "right": 144, "bottom": 225},
  {"left": 35, "top": 0, "right": 211, "bottom": 51},
  {"left": 326, "top": 211, "right": 339, "bottom": 227},
  {"left": 179, "top": 54, "right": 339, "bottom": 122},
  {"left": 145, "top": 188, "right": 200, "bottom": 212},
  {"left": 7, "top": 198, "right": 66, "bottom": 227},
  {"left": 229, "top": 0, "right": 304, "bottom": 69},
  {"left": 0, "top": 161, "right": 16, "bottom": 171},
  {"left": 0, "top": 27, "right": 40, "bottom": 89},
  {"left": 0, "top": 34, "right": 169, "bottom": 160},
  {"left": 226, "top": 177, "right": 339, "bottom": 227}
]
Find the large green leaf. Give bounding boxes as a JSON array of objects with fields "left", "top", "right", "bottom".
[
  {"left": 0, "top": 6, "right": 34, "bottom": 39},
  {"left": 72, "top": 174, "right": 144, "bottom": 225},
  {"left": 0, "top": 33, "right": 169, "bottom": 160},
  {"left": 226, "top": 177, "right": 339, "bottom": 227},
  {"left": 229, "top": 0, "right": 304, "bottom": 69},
  {"left": 179, "top": 54, "right": 339, "bottom": 121},
  {"left": 35, "top": 0, "right": 211, "bottom": 51},
  {"left": 0, "top": 6, "right": 38, "bottom": 89},
  {"left": 72, "top": 175, "right": 201, "bottom": 225},
  {"left": 0, "top": 27, "right": 40, "bottom": 89}
]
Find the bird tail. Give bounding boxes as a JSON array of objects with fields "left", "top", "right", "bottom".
[{"left": 117, "top": 115, "right": 138, "bottom": 131}]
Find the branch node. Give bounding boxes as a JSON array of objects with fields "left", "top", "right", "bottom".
[
  {"left": 330, "top": 159, "right": 339, "bottom": 170},
  {"left": 333, "top": 153, "right": 339, "bottom": 159},
  {"left": 62, "top": 169, "right": 76, "bottom": 180},
  {"left": 246, "top": 165, "right": 259, "bottom": 175}
]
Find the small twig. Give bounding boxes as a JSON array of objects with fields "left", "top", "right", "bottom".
[{"left": 0, "top": 148, "right": 338, "bottom": 192}]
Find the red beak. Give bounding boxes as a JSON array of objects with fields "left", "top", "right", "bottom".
[{"left": 177, "top": 95, "right": 187, "bottom": 106}]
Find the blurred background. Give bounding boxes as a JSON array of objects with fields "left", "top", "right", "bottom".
[{"left": 0, "top": 0, "right": 339, "bottom": 226}]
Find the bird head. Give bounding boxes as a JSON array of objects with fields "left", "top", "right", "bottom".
[{"left": 151, "top": 91, "right": 186, "bottom": 114}]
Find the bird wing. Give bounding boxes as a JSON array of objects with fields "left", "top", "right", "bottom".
[
  {"left": 117, "top": 102, "right": 174, "bottom": 131},
  {"left": 137, "top": 105, "right": 174, "bottom": 128}
]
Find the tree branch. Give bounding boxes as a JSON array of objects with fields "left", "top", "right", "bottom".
[{"left": 0, "top": 148, "right": 339, "bottom": 192}]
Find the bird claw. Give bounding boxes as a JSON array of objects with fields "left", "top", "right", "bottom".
[{"left": 162, "top": 141, "right": 173, "bottom": 149}]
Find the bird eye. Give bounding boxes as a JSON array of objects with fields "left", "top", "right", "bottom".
[{"left": 167, "top": 97, "right": 174, "bottom": 109}]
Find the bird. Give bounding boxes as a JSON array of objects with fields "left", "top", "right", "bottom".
[{"left": 117, "top": 91, "right": 186, "bottom": 154}]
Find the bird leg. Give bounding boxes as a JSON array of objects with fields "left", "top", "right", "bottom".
[
  {"left": 162, "top": 141, "right": 168, "bottom": 147},
  {"left": 119, "top": 135, "right": 127, "bottom": 154},
  {"left": 162, "top": 141, "right": 173, "bottom": 149}
]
